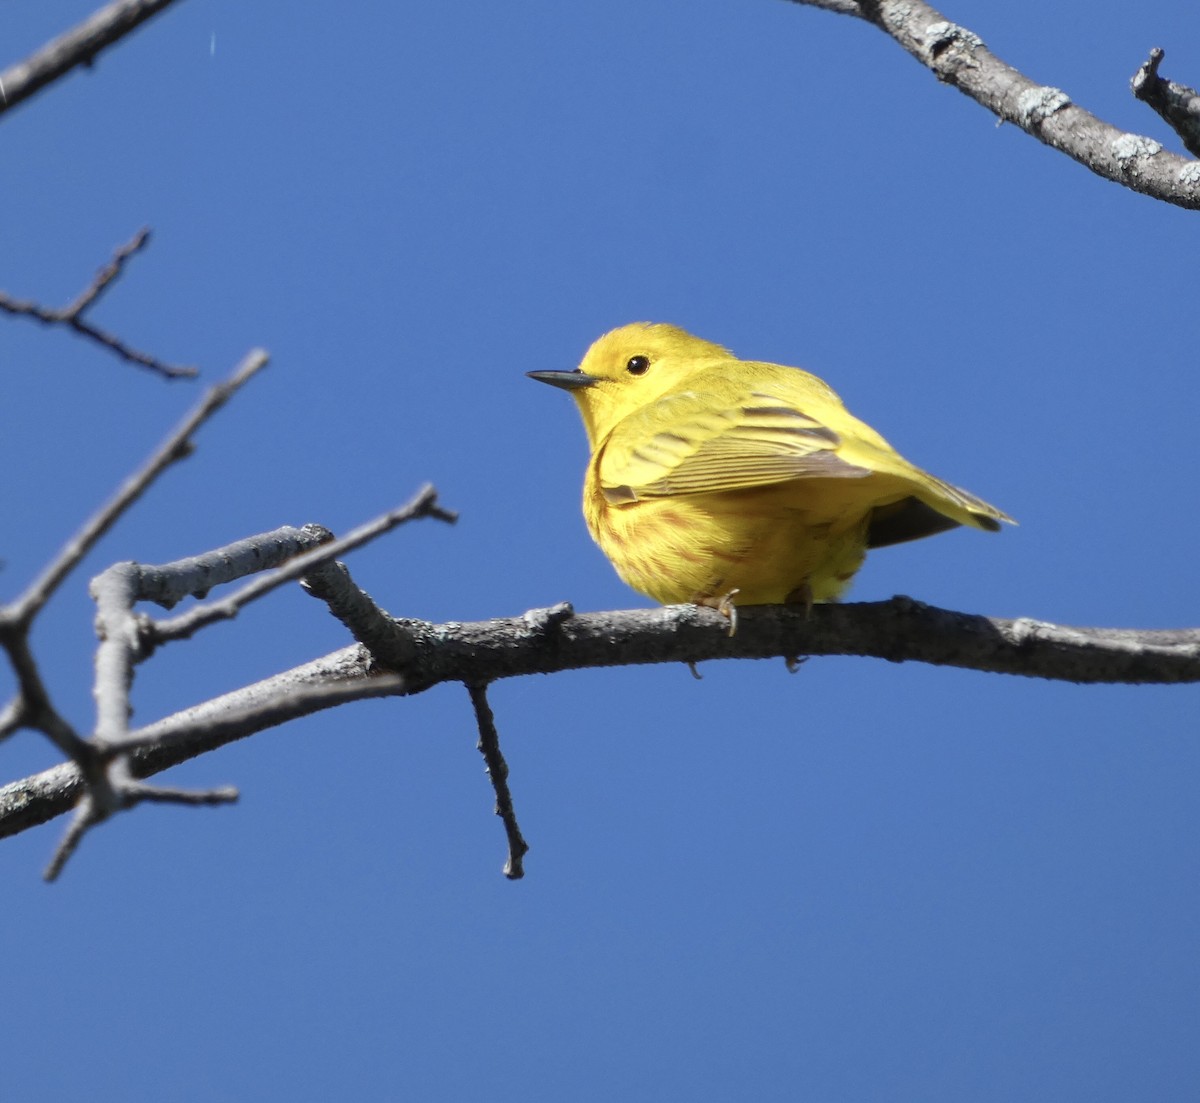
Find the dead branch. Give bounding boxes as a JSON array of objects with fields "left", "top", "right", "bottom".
[
  {"left": 3, "top": 594, "right": 1198, "bottom": 854},
  {"left": 38, "top": 491, "right": 452, "bottom": 878},
  {"left": 1, "top": 349, "right": 268, "bottom": 747},
  {"left": 785, "top": 0, "right": 1200, "bottom": 209},
  {"left": 1132, "top": 48, "right": 1200, "bottom": 158},
  {"left": 468, "top": 682, "right": 529, "bottom": 879},
  {"left": 0, "top": 228, "right": 197, "bottom": 378},
  {"left": 0, "top": 0, "right": 182, "bottom": 119}
]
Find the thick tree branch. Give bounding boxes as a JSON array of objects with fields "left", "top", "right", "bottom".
[
  {"left": 4, "top": 596, "right": 1198, "bottom": 846},
  {"left": 1132, "top": 48, "right": 1200, "bottom": 159},
  {"left": 0, "top": 0, "right": 183, "bottom": 119},
  {"left": 786, "top": 0, "right": 1200, "bottom": 209},
  {"left": 0, "top": 646, "right": 399, "bottom": 840},
  {"left": 110, "top": 526, "right": 334, "bottom": 614}
]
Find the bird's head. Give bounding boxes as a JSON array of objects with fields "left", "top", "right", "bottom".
[{"left": 528, "top": 322, "right": 730, "bottom": 447}]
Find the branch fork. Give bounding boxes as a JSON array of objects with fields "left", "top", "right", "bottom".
[{"left": 0, "top": 228, "right": 198, "bottom": 379}]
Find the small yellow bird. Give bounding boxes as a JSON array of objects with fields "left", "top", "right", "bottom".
[{"left": 529, "top": 323, "right": 1012, "bottom": 615}]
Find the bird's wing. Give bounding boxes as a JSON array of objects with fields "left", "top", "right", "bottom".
[{"left": 595, "top": 386, "right": 872, "bottom": 503}]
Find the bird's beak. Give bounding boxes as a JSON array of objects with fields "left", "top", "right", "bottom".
[{"left": 526, "top": 369, "right": 598, "bottom": 391}]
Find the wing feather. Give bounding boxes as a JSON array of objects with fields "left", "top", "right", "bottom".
[{"left": 596, "top": 387, "right": 871, "bottom": 501}]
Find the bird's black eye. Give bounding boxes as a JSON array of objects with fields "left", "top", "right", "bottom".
[{"left": 625, "top": 355, "right": 650, "bottom": 376}]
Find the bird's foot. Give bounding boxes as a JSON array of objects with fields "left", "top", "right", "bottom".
[{"left": 696, "top": 589, "right": 740, "bottom": 636}]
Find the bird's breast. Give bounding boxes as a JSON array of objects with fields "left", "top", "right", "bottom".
[{"left": 582, "top": 480, "right": 871, "bottom": 605}]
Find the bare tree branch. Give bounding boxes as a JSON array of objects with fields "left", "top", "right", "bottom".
[
  {"left": 1132, "top": 48, "right": 1200, "bottom": 159},
  {"left": 0, "top": 0, "right": 183, "bottom": 119},
  {"left": 0, "top": 228, "right": 197, "bottom": 378},
  {"left": 785, "top": 0, "right": 1200, "bottom": 209},
  {"left": 468, "top": 682, "right": 529, "bottom": 880},
  {"left": 0, "top": 349, "right": 268, "bottom": 872},
  {"left": 4, "top": 596, "right": 1199, "bottom": 848},
  {"left": 3, "top": 0, "right": 1196, "bottom": 886},
  {"left": 42, "top": 795, "right": 103, "bottom": 882},
  {"left": 0, "top": 623, "right": 91, "bottom": 759},
  {"left": 358, "top": 599, "right": 1200, "bottom": 692},
  {"left": 42, "top": 761, "right": 238, "bottom": 882},
  {"left": 47, "top": 486, "right": 451, "bottom": 874},
  {"left": 0, "top": 647, "right": 402, "bottom": 841},
  {"left": 10, "top": 350, "right": 266, "bottom": 632},
  {"left": 104, "top": 526, "right": 335, "bottom": 614},
  {"left": 149, "top": 487, "right": 456, "bottom": 645},
  {"left": 80, "top": 490, "right": 453, "bottom": 760},
  {"left": 300, "top": 560, "right": 403, "bottom": 657}
]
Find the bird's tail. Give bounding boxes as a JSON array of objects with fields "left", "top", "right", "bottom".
[{"left": 867, "top": 473, "right": 1014, "bottom": 549}]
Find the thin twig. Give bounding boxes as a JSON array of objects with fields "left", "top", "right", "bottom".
[
  {"left": 122, "top": 781, "right": 240, "bottom": 806},
  {"left": 0, "top": 228, "right": 197, "bottom": 378},
  {"left": 467, "top": 682, "right": 529, "bottom": 880},
  {"left": 64, "top": 227, "right": 152, "bottom": 314},
  {"left": 14, "top": 349, "right": 267, "bottom": 626},
  {"left": 0, "top": 0, "right": 183, "bottom": 119},
  {"left": 41, "top": 744, "right": 240, "bottom": 881},
  {"left": 0, "top": 696, "right": 24, "bottom": 740},
  {"left": 43, "top": 796, "right": 100, "bottom": 882},
  {"left": 0, "top": 616, "right": 92, "bottom": 759},
  {"left": 150, "top": 486, "right": 456, "bottom": 644},
  {"left": 42, "top": 778, "right": 238, "bottom": 881}
]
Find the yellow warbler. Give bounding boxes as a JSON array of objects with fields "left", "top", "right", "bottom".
[{"left": 529, "top": 323, "right": 1012, "bottom": 613}]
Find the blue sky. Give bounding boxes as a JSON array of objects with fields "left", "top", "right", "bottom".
[{"left": 2, "top": 1, "right": 1198, "bottom": 1099}]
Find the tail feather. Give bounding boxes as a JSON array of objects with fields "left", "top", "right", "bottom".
[
  {"left": 923, "top": 472, "right": 1013, "bottom": 531},
  {"left": 867, "top": 475, "right": 1012, "bottom": 549}
]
